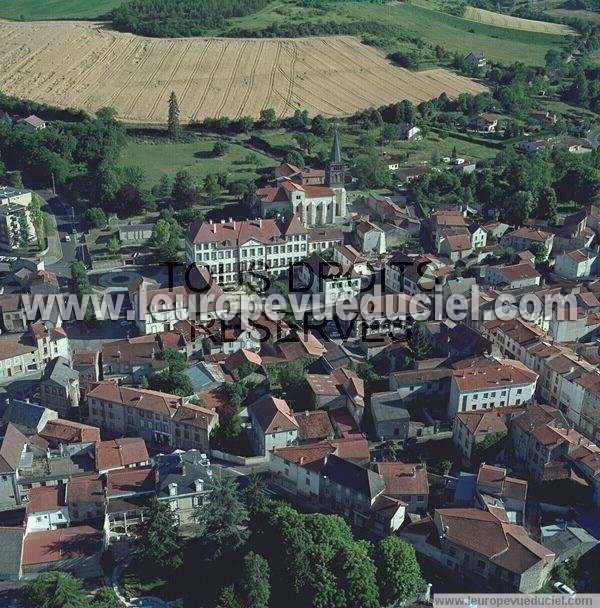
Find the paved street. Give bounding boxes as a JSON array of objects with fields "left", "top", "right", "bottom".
[
  {"left": 25, "top": 182, "right": 84, "bottom": 277},
  {"left": 587, "top": 127, "right": 600, "bottom": 149}
]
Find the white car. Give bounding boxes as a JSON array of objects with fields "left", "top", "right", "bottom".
[
  {"left": 553, "top": 582, "right": 575, "bottom": 595},
  {"left": 64, "top": 235, "right": 71, "bottom": 242}
]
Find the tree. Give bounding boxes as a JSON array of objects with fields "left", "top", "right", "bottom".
[
  {"left": 410, "top": 323, "right": 431, "bottom": 360},
  {"left": 239, "top": 552, "right": 271, "bottom": 608},
  {"left": 161, "top": 347, "right": 186, "bottom": 372},
  {"left": 529, "top": 242, "right": 549, "bottom": 263},
  {"left": 167, "top": 91, "right": 182, "bottom": 140},
  {"left": 217, "top": 585, "right": 242, "bottom": 608},
  {"left": 284, "top": 149, "right": 304, "bottom": 167},
  {"left": 381, "top": 122, "right": 398, "bottom": 144},
  {"left": 204, "top": 173, "right": 222, "bottom": 199},
  {"left": 136, "top": 497, "right": 183, "bottom": 575},
  {"left": 213, "top": 140, "right": 229, "bottom": 156},
  {"left": 451, "top": 145, "right": 458, "bottom": 160},
  {"left": 374, "top": 536, "right": 424, "bottom": 606},
  {"left": 151, "top": 218, "right": 172, "bottom": 249},
  {"left": 504, "top": 190, "right": 535, "bottom": 226},
  {"left": 352, "top": 153, "right": 392, "bottom": 189},
  {"left": 27, "top": 572, "right": 87, "bottom": 608},
  {"left": 86, "top": 207, "right": 107, "bottom": 229},
  {"left": 536, "top": 186, "right": 558, "bottom": 225},
  {"left": 333, "top": 540, "right": 380, "bottom": 608},
  {"left": 195, "top": 474, "right": 248, "bottom": 559},
  {"left": 151, "top": 369, "right": 193, "bottom": 397},
  {"left": 311, "top": 114, "right": 330, "bottom": 136},
  {"left": 259, "top": 107, "right": 278, "bottom": 129},
  {"left": 154, "top": 174, "right": 172, "bottom": 200},
  {"left": 472, "top": 431, "right": 506, "bottom": 465},
  {"left": 107, "top": 237, "right": 121, "bottom": 255},
  {"left": 172, "top": 169, "right": 200, "bottom": 208},
  {"left": 7, "top": 170, "right": 23, "bottom": 188},
  {"left": 92, "top": 587, "right": 121, "bottom": 608},
  {"left": 545, "top": 49, "right": 562, "bottom": 72}
]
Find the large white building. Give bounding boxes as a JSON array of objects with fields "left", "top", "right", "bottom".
[
  {"left": 0, "top": 187, "right": 36, "bottom": 250},
  {"left": 448, "top": 358, "right": 538, "bottom": 419},
  {"left": 252, "top": 132, "right": 347, "bottom": 226},
  {"left": 129, "top": 265, "right": 225, "bottom": 335},
  {"left": 185, "top": 214, "right": 308, "bottom": 287}
]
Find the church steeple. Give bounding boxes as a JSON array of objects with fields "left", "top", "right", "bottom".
[
  {"left": 326, "top": 130, "right": 345, "bottom": 188},
  {"left": 330, "top": 129, "right": 342, "bottom": 164}
]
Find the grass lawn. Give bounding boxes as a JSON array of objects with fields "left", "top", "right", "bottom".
[
  {"left": 0, "top": 0, "right": 120, "bottom": 20},
  {"left": 346, "top": 2, "right": 566, "bottom": 66},
  {"left": 260, "top": 125, "right": 498, "bottom": 166},
  {"left": 120, "top": 136, "right": 280, "bottom": 190},
  {"left": 222, "top": 1, "right": 567, "bottom": 66}
]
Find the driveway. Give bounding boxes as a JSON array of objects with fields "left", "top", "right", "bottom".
[{"left": 586, "top": 127, "right": 600, "bottom": 149}]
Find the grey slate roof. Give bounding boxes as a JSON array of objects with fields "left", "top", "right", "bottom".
[
  {"left": 156, "top": 449, "right": 212, "bottom": 499},
  {"left": 2, "top": 399, "right": 55, "bottom": 434},
  {"left": 0, "top": 527, "right": 24, "bottom": 580},
  {"left": 542, "top": 523, "right": 598, "bottom": 562},
  {"left": 370, "top": 391, "right": 411, "bottom": 422},
  {"left": 41, "top": 356, "right": 79, "bottom": 386},
  {"left": 321, "top": 454, "right": 385, "bottom": 500}
]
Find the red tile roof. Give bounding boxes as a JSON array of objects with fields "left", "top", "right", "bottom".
[
  {"left": 40, "top": 419, "right": 100, "bottom": 445},
  {"left": 306, "top": 374, "right": 340, "bottom": 397},
  {"left": 22, "top": 526, "right": 103, "bottom": 566},
  {"left": 272, "top": 443, "right": 335, "bottom": 472},
  {"left": 505, "top": 227, "right": 552, "bottom": 242},
  {"left": 187, "top": 214, "right": 307, "bottom": 246},
  {"left": 95, "top": 438, "right": 149, "bottom": 471},
  {"left": 494, "top": 263, "right": 540, "bottom": 282},
  {"left": 250, "top": 395, "right": 298, "bottom": 434},
  {"left": 66, "top": 474, "right": 104, "bottom": 506},
  {"left": 293, "top": 410, "right": 334, "bottom": 441},
  {"left": 225, "top": 348, "right": 262, "bottom": 372},
  {"left": 0, "top": 423, "right": 27, "bottom": 473},
  {"left": 26, "top": 485, "right": 65, "bottom": 513},
  {"left": 87, "top": 382, "right": 182, "bottom": 416},
  {"left": 437, "top": 509, "right": 553, "bottom": 574},
  {"left": 106, "top": 466, "right": 156, "bottom": 497},
  {"left": 374, "top": 463, "right": 429, "bottom": 497},
  {"left": 453, "top": 359, "right": 537, "bottom": 391}
]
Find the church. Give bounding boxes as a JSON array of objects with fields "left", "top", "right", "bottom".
[{"left": 252, "top": 131, "right": 347, "bottom": 226}]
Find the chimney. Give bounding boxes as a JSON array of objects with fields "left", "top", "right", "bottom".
[
  {"left": 116, "top": 350, "right": 121, "bottom": 359},
  {"left": 168, "top": 482, "right": 177, "bottom": 496},
  {"left": 194, "top": 479, "right": 204, "bottom": 492}
]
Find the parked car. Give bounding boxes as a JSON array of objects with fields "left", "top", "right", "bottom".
[
  {"left": 553, "top": 582, "right": 576, "bottom": 595},
  {"left": 64, "top": 235, "right": 71, "bottom": 242}
]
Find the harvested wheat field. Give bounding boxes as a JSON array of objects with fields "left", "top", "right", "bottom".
[
  {"left": 0, "top": 19, "right": 487, "bottom": 124},
  {"left": 463, "top": 7, "right": 575, "bottom": 35}
]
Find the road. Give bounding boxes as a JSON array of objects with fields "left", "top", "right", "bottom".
[
  {"left": 28, "top": 184, "right": 85, "bottom": 277},
  {"left": 586, "top": 127, "right": 600, "bottom": 150}
]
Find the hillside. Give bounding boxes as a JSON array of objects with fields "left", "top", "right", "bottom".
[
  {"left": 0, "top": 20, "right": 487, "bottom": 124},
  {"left": 0, "top": 0, "right": 571, "bottom": 66}
]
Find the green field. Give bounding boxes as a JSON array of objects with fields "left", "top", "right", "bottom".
[
  {"left": 120, "top": 136, "right": 280, "bottom": 189},
  {"left": 220, "top": 1, "right": 568, "bottom": 66},
  {"left": 0, "top": 0, "right": 568, "bottom": 67},
  {"left": 0, "top": 0, "right": 120, "bottom": 20},
  {"left": 347, "top": 3, "right": 567, "bottom": 66},
  {"left": 261, "top": 125, "right": 499, "bottom": 165}
]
